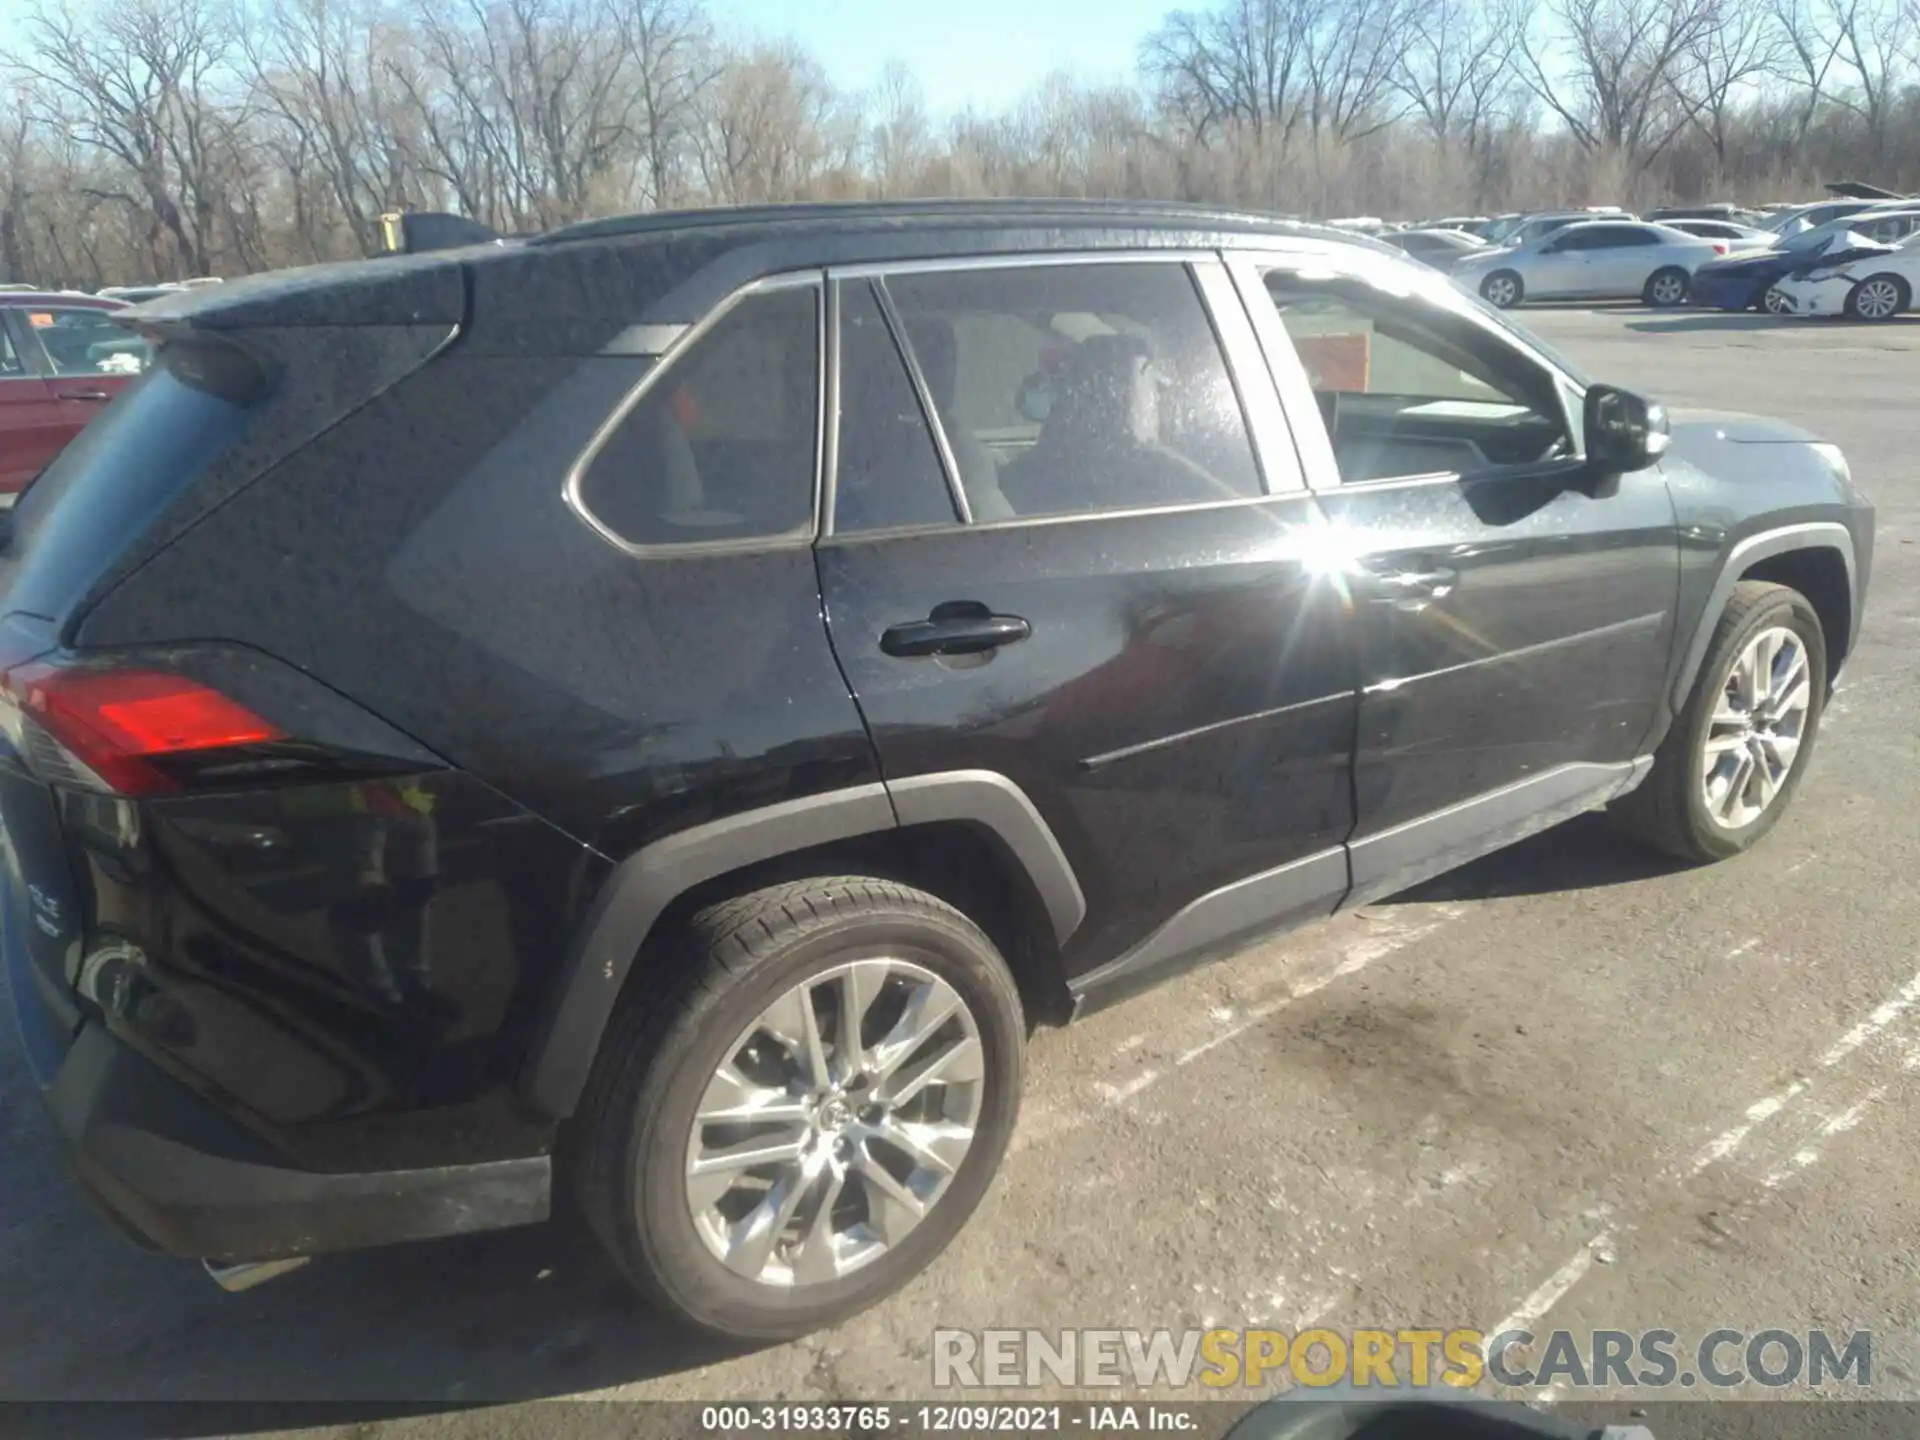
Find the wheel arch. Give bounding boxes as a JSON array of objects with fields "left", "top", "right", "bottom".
[
  {"left": 1670, "top": 523, "right": 1858, "bottom": 712},
  {"left": 522, "top": 772, "right": 1084, "bottom": 1118}
]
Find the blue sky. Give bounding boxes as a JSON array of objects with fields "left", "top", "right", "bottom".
[{"left": 716, "top": 0, "right": 1173, "bottom": 114}]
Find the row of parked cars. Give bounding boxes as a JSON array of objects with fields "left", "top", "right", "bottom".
[{"left": 1363, "top": 196, "right": 1920, "bottom": 319}]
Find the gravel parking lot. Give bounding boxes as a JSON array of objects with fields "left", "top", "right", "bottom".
[{"left": 4, "top": 305, "right": 1918, "bottom": 1435}]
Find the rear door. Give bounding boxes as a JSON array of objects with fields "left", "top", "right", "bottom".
[
  {"left": 816, "top": 255, "right": 1359, "bottom": 984},
  {"left": 17, "top": 305, "right": 144, "bottom": 432},
  {"left": 0, "top": 313, "right": 68, "bottom": 497},
  {"left": 1234, "top": 251, "right": 1681, "bottom": 902}
]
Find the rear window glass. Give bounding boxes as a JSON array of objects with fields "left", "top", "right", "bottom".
[
  {"left": 575, "top": 287, "right": 819, "bottom": 546},
  {"left": 8, "top": 340, "right": 266, "bottom": 619}
]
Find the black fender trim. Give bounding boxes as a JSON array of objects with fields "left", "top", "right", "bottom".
[
  {"left": 1671, "top": 522, "right": 1857, "bottom": 710},
  {"left": 523, "top": 772, "right": 1082, "bottom": 1118}
]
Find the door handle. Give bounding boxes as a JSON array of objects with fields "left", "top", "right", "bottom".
[
  {"left": 1371, "top": 566, "right": 1458, "bottom": 597},
  {"left": 56, "top": 388, "right": 111, "bottom": 402},
  {"left": 881, "top": 601, "right": 1032, "bottom": 658}
]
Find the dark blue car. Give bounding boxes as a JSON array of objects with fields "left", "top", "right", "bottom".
[{"left": 1691, "top": 231, "right": 1895, "bottom": 312}]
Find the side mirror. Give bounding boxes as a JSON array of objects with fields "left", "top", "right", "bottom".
[{"left": 1584, "top": 384, "right": 1669, "bottom": 473}]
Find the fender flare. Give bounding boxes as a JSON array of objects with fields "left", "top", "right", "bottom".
[
  {"left": 1669, "top": 521, "right": 1857, "bottom": 711},
  {"left": 523, "top": 771, "right": 1084, "bottom": 1118}
]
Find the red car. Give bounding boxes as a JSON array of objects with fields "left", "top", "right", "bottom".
[{"left": 0, "top": 293, "right": 148, "bottom": 499}]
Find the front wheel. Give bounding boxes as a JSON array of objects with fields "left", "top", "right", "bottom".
[
  {"left": 1611, "top": 581, "right": 1826, "bottom": 863},
  {"left": 1480, "top": 270, "right": 1523, "bottom": 308},
  {"left": 1845, "top": 273, "right": 1909, "bottom": 321},
  {"left": 573, "top": 876, "right": 1025, "bottom": 1341},
  {"left": 1645, "top": 267, "right": 1690, "bottom": 307},
  {"left": 1761, "top": 285, "right": 1791, "bottom": 315}
]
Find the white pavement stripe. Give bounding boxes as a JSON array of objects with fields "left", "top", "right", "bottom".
[
  {"left": 1819, "top": 967, "right": 1920, "bottom": 1068},
  {"left": 1485, "top": 1234, "right": 1614, "bottom": 1346}
]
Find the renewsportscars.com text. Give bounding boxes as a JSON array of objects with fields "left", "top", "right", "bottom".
[{"left": 931, "top": 1328, "right": 1873, "bottom": 1391}]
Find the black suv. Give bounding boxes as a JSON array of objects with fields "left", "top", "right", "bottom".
[{"left": 2, "top": 201, "right": 1873, "bottom": 1340}]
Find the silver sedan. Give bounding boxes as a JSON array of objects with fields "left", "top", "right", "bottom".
[{"left": 1452, "top": 220, "right": 1725, "bottom": 308}]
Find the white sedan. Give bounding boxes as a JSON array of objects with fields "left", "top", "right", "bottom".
[
  {"left": 1452, "top": 220, "right": 1726, "bottom": 308},
  {"left": 1769, "top": 233, "right": 1920, "bottom": 321}
]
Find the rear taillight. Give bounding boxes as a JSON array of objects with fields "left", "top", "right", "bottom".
[
  {"left": 1712, "top": 242, "right": 1729, "bottom": 255},
  {"left": 0, "top": 662, "right": 283, "bottom": 794}
]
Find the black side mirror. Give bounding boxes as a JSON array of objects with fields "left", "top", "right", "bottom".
[{"left": 1584, "top": 384, "right": 1669, "bottom": 473}]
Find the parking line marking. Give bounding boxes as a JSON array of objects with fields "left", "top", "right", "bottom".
[
  {"left": 1485, "top": 1233, "right": 1614, "bottom": 1346},
  {"left": 1819, "top": 967, "right": 1920, "bottom": 1067}
]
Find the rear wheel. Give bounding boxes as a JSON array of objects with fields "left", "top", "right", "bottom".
[
  {"left": 1645, "top": 267, "right": 1690, "bottom": 307},
  {"left": 574, "top": 876, "right": 1024, "bottom": 1341},
  {"left": 1480, "top": 271, "right": 1523, "bottom": 308},
  {"left": 1845, "top": 273, "right": 1909, "bottom": 321},
  {"left": 1611, "top": 581, "right": 1826, "bottom": 863}
]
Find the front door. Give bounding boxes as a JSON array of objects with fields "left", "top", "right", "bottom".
[
  {"left": 1239, "top": 255, "right": 1681, "bottom": 901},
  {"left": 816, "top": 256, "right": 1359, "bottom": 986}
]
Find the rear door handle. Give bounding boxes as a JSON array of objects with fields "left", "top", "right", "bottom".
[
  {"left": 1372, "top": 566, "right": 1457, "bottom": 597},
  {"left": 55, "top": 388, "right": 111, "bottom": 403},
  {"left": 881, "top": 601, "right": 1032, "bottom": 658}
]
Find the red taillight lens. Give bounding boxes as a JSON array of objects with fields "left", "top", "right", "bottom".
[
  {"left": 2, "top": 663, "right": 284, "bottom": 794},
  {"left": 1712, "top": 242, "right": 1729, "bottom": 255}
]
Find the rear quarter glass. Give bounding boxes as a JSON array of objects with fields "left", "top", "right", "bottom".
[{"left": 3, "top": 322, "right": 454, "bottom": 632}]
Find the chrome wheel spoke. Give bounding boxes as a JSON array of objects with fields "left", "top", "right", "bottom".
[
  {"left": 760, "top": 984, "right": 833, "bottom": 1092},
  {"left": 853, "top": 1146, "right": 930, "bottom": 1244},
  {"left": 788, "top": 1164, "right": 849, "bottom": 1285},
  {"left": 695, "top": 1062, "right": 810, "bottom": 1128},
  {"left": 880, "top": 1033, "right": 984, "bottom": 1108},
  {"left": 834, "top": 959, "right": 889, "bottom": 1077},
  {"left": 721, "top": 1155, "right": 817, "bottom": 1281},
  {"left": 870, "top": 980, "right": 963, "bottom": 1080},
  {"left": 875, "top": 1116, "right": 974, "bottom": 1177}
]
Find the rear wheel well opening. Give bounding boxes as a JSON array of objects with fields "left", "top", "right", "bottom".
[
  {"left": 645, "top": 821, "right": 1073, "bottom": 1029},
  {"left": 1740, "top": 548, "right": 1852, "bottom": 682}
]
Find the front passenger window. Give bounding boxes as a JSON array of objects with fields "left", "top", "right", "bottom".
[{"left": 1263, "top": 275, "right": 1571, "bottom": 484}]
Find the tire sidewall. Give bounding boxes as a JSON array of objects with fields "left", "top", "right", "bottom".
[
  {"left": 620, "top": 908, "right": 1024, "bottom": 1339},
  {"left": 1676, "top": 592, "right": 1827, "bottom": 859}
]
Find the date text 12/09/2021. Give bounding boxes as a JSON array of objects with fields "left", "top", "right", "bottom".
[{"left": 700, "top": 1405, "right": 1201, "bottom": 1433}]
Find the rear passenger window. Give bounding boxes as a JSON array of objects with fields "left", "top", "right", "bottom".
[
  {"left": 886, "top": 263, "right": 1261, "bottom": 520},
  {"left": 576, "top": 287, "right": 818, "bottom": 546},
  {"left": 833, "top": 281, "right": 957, "bottom": 533}
]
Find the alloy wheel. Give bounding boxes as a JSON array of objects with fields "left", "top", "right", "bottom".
[
  {"left": 1700, "top": 625, "right": 1812, "bottom": 830},
  {"left": 1483, "top": 275, "right": 1518, "bottom": 307},
  {"left": 684, "top": 957, "right": 985, "bottom": 1287},
  {"left": 1651, "top": 273, "right": 1687, "bottom": 306},
  {"left": 1854, "top": 278, "right": 1902, "bottom": 319},
  {"left": 1763, "top": 286, "right": 1791, "bottom": 315}
]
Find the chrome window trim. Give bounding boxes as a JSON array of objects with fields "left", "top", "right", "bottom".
[
  {"left": 817, "top": 486, "right": 1325, "bottom": 547},
  {"left": 1192, "top": 257, "right": 1306, "bottom": 497},
  {"left": 830, "top": 248, "right": 1219, "bottom": 282},
  {"left": 871, "top": 277, "right": 971, "bottom": 526},
  {"left": 563, "top": 269, "right": 827, "bottom": 559}
]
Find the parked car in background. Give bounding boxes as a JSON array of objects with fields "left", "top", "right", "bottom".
[
  {"left": 1690, "top": 230, "right": 1896, "bottom": 313},
  {"left": 0, "top": 292, "right": 149, "bottom": 498},
  {"left": 1496, "top": 211, "right": 1638, "bottom": 249},
  {"left": 1662, "top": 218, "right": 1776, "bottom": 253},
  {"left": 1452, "top": 220, "right": 1723, "bottom": 307},
  {"left": 1763, "top": 199, "right": 1895, "bottom": 235},
  {"left": 1770, "top": 231, "right": 1920, "bottom": 319},
  {"left": 1647, "top": 203, "right": 1765, "bottom": 225},
  {"left": 97, "top": 284, "right": 182, "bottom": 303},
  {"left": 1379, "top": 226, "right": 1488, "bottom": 272}
]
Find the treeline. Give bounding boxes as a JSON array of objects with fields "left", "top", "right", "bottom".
[{"left": 3, "top": 0, "right": 1920, "bottom": 286}]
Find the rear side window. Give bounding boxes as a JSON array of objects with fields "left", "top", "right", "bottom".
[
  {"left": 576, "top": 287, "right": 819, "bottom": 547},
  {"left": 0, "top": 320, "right": 25, "bottom": 377},
  {"left": 886, "top": 262, "right": 1261, "bottom": 520},
  {"left": 25, "top": 307, "right": 153, "bottom": 376},
  {"left": 833, "top": 281, "right": 956, "bottom": 533}
]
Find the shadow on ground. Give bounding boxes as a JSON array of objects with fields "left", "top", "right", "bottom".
[{"left": 1388, "top": 811, "right": 1688, "bottom": 904}]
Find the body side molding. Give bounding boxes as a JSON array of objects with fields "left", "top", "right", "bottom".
[
  {"left": 1671, "top": 522, "right": 1856, "bottom": 710},
  {"left": 525, "top": 772, "right": 1084, "bottom": 1117},
  {"left": 1068, "top": 846, "right": 1349, "bottom": 1014}
]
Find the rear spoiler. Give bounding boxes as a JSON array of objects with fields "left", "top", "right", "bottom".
[{"left": 377, "top": 211, "right": 509, "bottom": 256}]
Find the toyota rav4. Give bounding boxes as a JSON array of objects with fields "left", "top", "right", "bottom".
[{"left": 1, "top": 200, "right": 1873, "bottom": 1341}]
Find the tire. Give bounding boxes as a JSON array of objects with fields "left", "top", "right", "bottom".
[
  {"left": 1761, "top": 285, "right": 1791, "bottom": 315},
  {"left": 1645, "top": 267, "right": 1690, "bottom": 307},
  {"left": 574, "top": 876, "right": 1025, "bottom": 1341},
  {"left": 1845, "top": 272, "right": 1909, "bottom": 321},
  {"left": 1610, "top": 581, "right": 1827, "bottom": 864},
  {"left": 1480, "top": 270, "right": 1523, "bottom": 308}
]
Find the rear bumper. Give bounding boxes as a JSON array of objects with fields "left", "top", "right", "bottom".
[{"left": 40, "top": 1021, "right": 550, "bottom": 1262}]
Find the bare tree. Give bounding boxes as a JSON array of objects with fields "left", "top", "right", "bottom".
[{"left": 1515, "top": 0, "right": 1719, "bottom": 166}]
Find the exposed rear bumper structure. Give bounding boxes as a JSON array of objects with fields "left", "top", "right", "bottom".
[{"left": 41, "top": 1021, "right": 551, "bottom": 1263}]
